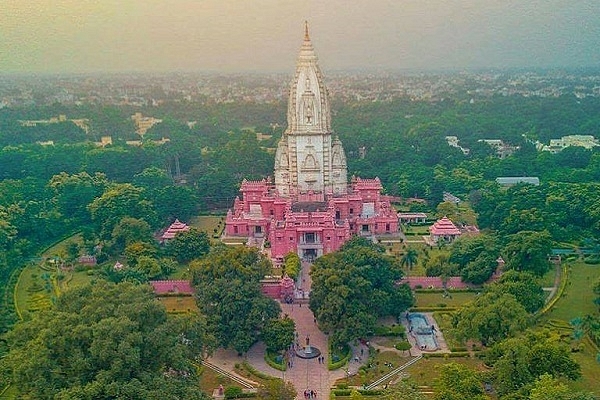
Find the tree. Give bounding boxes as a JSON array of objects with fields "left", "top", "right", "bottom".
[
  {"left": 88, "top": 183, "right": 158, "bottom": 240},
  {"left": 490, "top": 270, "right": 545, "bottom": 313},
  {"left": 485, "top": 330, "right": 581, "bottom": 397},
  {"left": 503, "top": 230, "right": 553, "bottom": 276},
  {"left": 434, "top": 362, "right": 486, "bottom": 400},
  {"left": 47, "top": 171, "right": 108, "bottom": 225},
  {"left": 528, "top": 374, "right": 596, "bottom": 400},
  {"left": 191, "top": 246, "right": 280, "bottom": 354},
  {"left": 454, "top": 292, "right": 528, "bottom": 345},
  {"left": 283, "top": 252, "right": 301, "bottom": 279},
  {"left": 166, "top": 228, "right": 211, "bottom": 264},
  {"left": 1, "top": 282, "right": 212, "bottom": 399},
  {"left": 400, "top": 248, "right": 418, "bottom": 271},
  {"left": 256, "top": 379, "right": 296, "bottom": 400},
  {"left": 111, "top": 217, "right": 154, "bottom": 254},
  {"left": 261, "top": 315, "right": 295, "bottom": 354},
  {"left": 309, "top": 237, "right": 413, "bottom": 347}
]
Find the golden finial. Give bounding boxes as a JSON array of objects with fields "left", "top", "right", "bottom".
[{"left": 304, "top": 20, "right": 310, "bottom": 41}]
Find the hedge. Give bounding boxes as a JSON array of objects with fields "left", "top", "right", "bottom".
[
  {"left": 264, "top": 351, "right": 286, "bottom": 371},
  {"left": 329, "top": 344, "right": 352, "bottom": 371}
]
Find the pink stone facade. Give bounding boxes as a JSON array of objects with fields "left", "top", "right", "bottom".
[
  {"left": 225, "top": 177, "right": 399, "bottom": 260},
  {"left": 224, "top": 26, "right": 400, "bottom": 261}
]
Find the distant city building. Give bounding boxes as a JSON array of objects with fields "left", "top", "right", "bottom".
[
  {"left": 496, "top": 177, "right": 540, "bottom": 186},
  {"left": 540, "top": 135, "right": 599, "bottom": 153},
  {"left": 445, "top": 136, "right": 470, "bottom": 155},
  {"left": 131, "top": 112, "right": 162, "bottom": 136},
  {"left": 19, "top": 114, "right": 89, "bottom": 133},
  {"left": 478, "top": 139, "right": 519, "bottom": 158},
  {"left": 225, "top": 24, "right": 400, "bottom": 261},
  {"left": 398, "top": 213, "right": 427, "bottom": 224},
  {"left": 443, "top": 192, "right": 462, "bottom": 204}
]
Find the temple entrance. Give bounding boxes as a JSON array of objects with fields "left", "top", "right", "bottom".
[
  {"left": 302, "top": 248, "right": 317, "bottom": 262},
  {"left": 254, "top": 226, "right": 263, "bottom": 236}
]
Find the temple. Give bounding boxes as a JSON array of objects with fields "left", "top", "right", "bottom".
[{"left": 225, "top": 23, "right": 399, "bottom": 261}]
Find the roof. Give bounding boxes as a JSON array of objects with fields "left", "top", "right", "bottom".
[
  {"left": 496, "top": 177, "right": 540, "bottom": 186},
  {"left": 398, "top": 212, "right": 427, "bottom": 218},
  {"left": 161, "top": 219, "right": 190, "bottom": 240},
  {"left": 429, "top": 217, "right": 461, "bottom": 236},
  {"left": 150, "top": 280, "right": 194, "bottom": 295}
]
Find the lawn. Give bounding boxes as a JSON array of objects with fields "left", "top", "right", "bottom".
[
  {"left": 157, "top": 296, "right": 199, "bottom": 313},
  {"left": 334, "top": 351, "right": 412, "bottom": 387},
  {"left": 190, "top": 216, "right": 225, "bottom": 237},
  {"left": 14, "top": 265, "right": 54, "bottom": 320},
  {"left": 545, "top": 262, "right": 598, "bottom": 321},
  {"left": 198, "top": 364, "right": 241, "bottom": 397},
  {"left": 542, "top": 261, "right": 600, "bottom": 394},
  {"left": 415, "top": 291, "right": 477, "bottom": 309},
  {"left": 41, "top": 234, "right": 83, "bottom": 258},
  {"left": 405, "top": 356, "right": 487, "bottom": 387},
  {"left": 537, "top": 264, "right": 558, "bottom": 288}
]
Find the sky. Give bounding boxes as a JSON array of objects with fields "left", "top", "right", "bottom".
[{"left": 1, "top": 0, "right": 599, "bottom": 74}]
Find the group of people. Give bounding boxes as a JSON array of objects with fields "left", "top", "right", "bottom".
[{"left": 303, "top": 389, "right": 317, "bottom": 398}]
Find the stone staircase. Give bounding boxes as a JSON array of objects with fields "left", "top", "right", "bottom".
[{"left": 364, "top": 355, "right": 423, "bottom": 390}]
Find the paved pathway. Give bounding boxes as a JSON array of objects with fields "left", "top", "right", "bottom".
[{"left": 208, "top": 260, "right": 368, "bottom": 399}]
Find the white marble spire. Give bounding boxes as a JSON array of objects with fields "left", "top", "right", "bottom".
[{"left": 274, "top": 22, "right": 347, "bottom": 197}]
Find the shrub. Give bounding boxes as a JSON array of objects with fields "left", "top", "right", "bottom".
[
  {"left": 264, "top": 351, "right": 286, "bottom": 371},
  {"left": 224, "top": 386, "right": 243, "bottom": 399}
]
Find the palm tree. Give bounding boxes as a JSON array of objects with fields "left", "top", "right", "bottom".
[{"left": 400, "top": 248, "right": 419, "bottom": 271}]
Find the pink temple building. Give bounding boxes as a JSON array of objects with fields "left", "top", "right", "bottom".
[{"left": 225, "top": 24, "right": 399, "bottom": 261}]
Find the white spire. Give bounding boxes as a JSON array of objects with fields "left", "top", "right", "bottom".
[
  {"left": 274, "top": 23, "right": 347, "bottom": 197},
  {"left": 286, "top": 21, "right": 331, "bottom": 133}
]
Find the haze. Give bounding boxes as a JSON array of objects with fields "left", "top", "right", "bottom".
[{"left": 1, "top": 0, "right": 599, "bottom": 74}]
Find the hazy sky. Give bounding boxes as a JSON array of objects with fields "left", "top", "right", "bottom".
[{"left": 2, "top": 0, "right": 599, "bottom": 74}]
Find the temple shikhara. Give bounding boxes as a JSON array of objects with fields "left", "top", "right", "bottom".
[{"left": 225, "top": 24, "right": 399, "bottom": 261}]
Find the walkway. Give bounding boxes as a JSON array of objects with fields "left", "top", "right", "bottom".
[{"left": 208, "top": 260, "right": 368, "bottom": 399}]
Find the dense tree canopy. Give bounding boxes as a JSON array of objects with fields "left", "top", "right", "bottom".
[
  {"left": 485, "top": 331, "right": 581, "bottom": 398},
  {"left": 433, "top": 362, "right": 487, "bottom": 400},
  {"left": 190, "top": 246, "right": 281, "bottom": 354},
  {"left": 0, "top": 281, "right": 212, "bottom": 400},
  {"left": 309, "top": 237, "right": 414, "bottom": 346},
  {"left": 453, "top": 291, "right": 529, "bottom": 345},
  {"left": 166, "top": 228, "right": 211, "bottom": 264},
  {"left": 503, "top": 230, "right": 553, "bottom": 276}
]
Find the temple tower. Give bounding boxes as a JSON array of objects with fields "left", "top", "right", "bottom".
[{"left": 274, "top": 22, "right": 347, "bottom": 198}]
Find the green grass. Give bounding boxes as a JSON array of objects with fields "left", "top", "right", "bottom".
[
  {"left": 542, "top": 261, "right": 600, "bottom": 394},
  {"left": 570, "top": 337, "right": 600, "bottom": 393},
  {"left": 190, "top": 216, "right": 224, "bottom": 236},
  {"left": 544, "top": 262, "right": 598, "bottom": 321},
  {"left": 334, "top": 351, "right": 412, "bottom": 387},
  {"left": 0, "top": 385, "right": 18, "bottom": 400},
  {"left": 538, "top": 266, "right": 558, "bottom": 288},
  {"left": 41, "top": 234, "right": 83, "bottom": 258},
  {"left": 158, "top": 296, "right": 199, "bottom": 313},
  {"left": 405, "top": 356, "right": 487, "bottom": 387},
  {"left": 415, "top": 291, "right": 477, "bottom": 308},
  {"left": 15, "top": 265, "right": 54, "bottom": 319},
  {"left": 198, "top": 365, "right": 241, "bottom": 397}
]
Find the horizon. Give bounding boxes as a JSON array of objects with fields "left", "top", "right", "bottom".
[{"left": 2, "top": 1, "right": 599, "bottom": 75}]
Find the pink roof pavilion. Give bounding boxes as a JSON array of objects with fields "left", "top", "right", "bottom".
[
  {"left": 429, "top": 216, "right": 461, "bottom": 243},
  {"left": 161, "top": 219, "right": 190, "bottom": 240}
]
